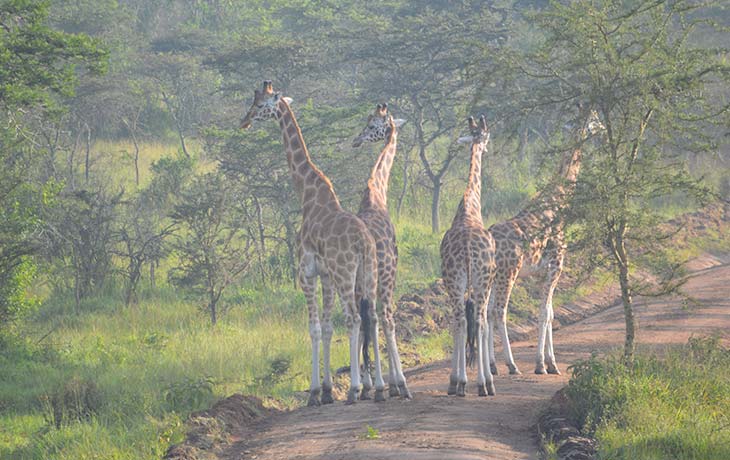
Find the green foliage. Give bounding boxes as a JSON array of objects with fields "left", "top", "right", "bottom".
[
  {"left": 163, "top": 376, "right": 215, "bottom": 413},
  {"left": 362, "top": 424, "right": 380, "bottom": 440},
  {"left": 566, "top": 337, "right": 730, "bottom": 459}
]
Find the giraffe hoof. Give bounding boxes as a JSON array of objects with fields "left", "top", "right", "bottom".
[
  {"left": 509, "top": 366, "right": 522, "bottom": 375},
  {"left": 490, "top": 363, "right": 498, "bottom": 375},
  {"left": 359, "top": 388, "right": 372, "bottom": 400},
  {"left": 448, "top": 377, "right": 458, "bottom": 395},
  {"left": 477, "top": 384, "right": 488, "bottom": 397},
  {"left": 398, "top": 383, "right": 412, "bottom": 400},
  {"left": 307, "top": 392, "right": 321, "bottom": 407},
  {"left": 547, "top": 364, "right": 561, "bottom": 375},
  {"left": 456, "top": 382, "right": 466, "bottom": 397},
  {"left": 321, "top": 388, "right": 334, "bottom": 404},
  {"left": 374, "top": 389, "right": 386, "bottom": 402},
  {"left": 389, "top": 385, "right": 400, "bottom": 398},
  {"left": 487, "top": 382, "right": 496, "bottom": 396},
  {"left": 346, "top": 388, "right": 359, "bottom": 405},
  {"left": 534, "top": 364, "right": 547, "bottom": 375}
]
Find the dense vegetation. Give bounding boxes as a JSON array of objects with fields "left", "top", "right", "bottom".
[
  {"left": 1, "top": 0, "right": 728, "bottom": 458},
  {"left": 567, "top": 336, "right": 730, "bottom": 460}
]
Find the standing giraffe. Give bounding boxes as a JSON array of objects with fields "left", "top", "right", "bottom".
[
  {"left": 240, "top": 81, "right": 384, "bottom": 405},
  {"left": 487, "top": 106, "right": 605, "bottom": 375},
  {"left": 352, "top": 103, "right": 411, "bottom": 399},
  {"left": 440, "top": 115, "right": 496, "bottom": 397}
]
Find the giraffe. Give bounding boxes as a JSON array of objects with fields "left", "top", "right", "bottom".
[
  {"left": 352, "top": 103, "right": 411, "bottom": 399},
  {"left": 439, "top": 114, "right": 496, "bottom": 397},
  {"left": 240, "top": 81, "right": 384, "bottom": 405},
  {"left": 487, "top": 105, "right": 605, "bottom": 376}
]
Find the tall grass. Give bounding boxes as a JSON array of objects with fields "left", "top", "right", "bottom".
[
  {"left": 0, "top": 284, "right": 354, "bottom": 459},
  {"left": 566, "top": 336, "right": 730, "bottom": 460}
]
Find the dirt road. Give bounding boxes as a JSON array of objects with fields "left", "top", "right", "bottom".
[{"left": 220, "top": 258, "right": 730, "bottom": 460}]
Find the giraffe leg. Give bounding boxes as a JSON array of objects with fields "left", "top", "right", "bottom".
[
  {"left": 473, "top": 288, "right": 494, "bottom": 397},
  {"left": 537, "top": 251, "right": 563, "bottom": 375},
  {"left": 381, "top": 288, "right": 410, "bottom": 399},
  {"left": 337, "top": 285, "right": 362, "bottom": 405},
  {"left": 366, "top": 301, "right": 387, "bottom": 402},
  {"left": 456, "top": 312, "right": 468, "bottom": 397},
  {"left": 487, "top": 294, "right": 498, "bottom": 375},
  {"left": 493, "top": 272, "right": 521, "bottom": 375},
  {"left": 299, "top": 263, "right": 322, "bottom": 407},
  {"left": 359, "top": 324, "right": 373, "bottom": 400},
  {"left": 320, "top": 274, "right": 336, "bottom": 404}
]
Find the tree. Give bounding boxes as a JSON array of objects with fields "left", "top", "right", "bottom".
[
  {"left": 491, "top": 0, "right": 730, "bottom": 363},
  {"left": 0, "top": 0, "right": 106, "bottom": 328},
  {"left": 340, "top": 2, "right": 505, "bottom": 232},
  {"left": 169, "top": 173, "right": 254, "bottom": 325}
]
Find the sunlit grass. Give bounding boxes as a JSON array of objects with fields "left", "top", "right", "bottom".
[{"left": 566, "top": 337, "right": 730, "bottom": 460}]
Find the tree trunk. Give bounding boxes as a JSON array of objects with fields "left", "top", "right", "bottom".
[
  {"left": 431, "top": 180, "right": 442, "bottom": 234},
  {"left": 149, "top": 261, "right": 156, "bottom": 289},
  {"left": 615, "top": 223, "right": 636, "bottom": 365},
  {"left": 84, "top": 123, "right": 91, "bottom": 183},
  {"left": 209, "top": 297, "right": 217, "bottom": 325}
]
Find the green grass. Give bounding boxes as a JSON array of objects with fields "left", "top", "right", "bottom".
[
  {"left": 566, "top": 336, "right": 730, "bottom": 460},
  {"left": 0, "top": 284, "right": 352, "bottom": 459}
]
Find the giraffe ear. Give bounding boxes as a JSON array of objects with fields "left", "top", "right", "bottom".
[
  {"left": 393, "top": 118, "right": 406, "bottom": 128},
  {"left": 457, "top": 135, "right": 474, "bottom": 144},
  {"left": 282, "top": 97, "right": 293, "bottom": 105}
]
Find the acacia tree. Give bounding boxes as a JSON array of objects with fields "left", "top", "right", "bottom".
[
  {"left": 493, "top": 0, "right": 730, "bottom": 363},
  {"left": 342, "top": 3, "right": 505, "bottom": 232},
  {"left": 169, "top": 172, "right": 254, "bottom": 325}
]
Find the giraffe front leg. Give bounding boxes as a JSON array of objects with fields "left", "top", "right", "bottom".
[
  {"left": 365, "top": 301, "right": 387, "bottom": 402},
  {"left": 494, "top": 276, "right": 521, "bottom": 375},
  {"left": 338, "top": 287, "right": 362, "bottom": 405},
  {"left": 475, "top": 291, "right": 495, "bottom": 397},
  {"left": 320, "top": 274, "right": 336, "bottom": 404},
  {"left": 382, "top": 289, "right": 411, "bottom": 399},
  {"left": 300, "top": 270, "right": 322, "bottom": 407},
  {"left": 537, "top": 256, "right": 562, "bottom": 375},
  {"left": 487, "top": 295, "right": 498, "bottom": 375}
]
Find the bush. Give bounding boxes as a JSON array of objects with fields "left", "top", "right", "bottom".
[{"left": 565, "top": 337, "right": 730, "bottom": 460}]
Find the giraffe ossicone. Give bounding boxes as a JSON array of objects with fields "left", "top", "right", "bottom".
[{"left": 240, "top": 80, "right": 384, "bottom": 406}]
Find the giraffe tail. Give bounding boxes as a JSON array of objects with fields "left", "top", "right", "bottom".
[
  {"left": 360, "top": 298, "right": 372, "bottom": 369},
  {"left": 465, "top": 298, "right": 478, "bottom": 368}
]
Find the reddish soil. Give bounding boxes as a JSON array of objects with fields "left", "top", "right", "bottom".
[{"left": 216, "top": 255, "right": 730, "bottom": 460}]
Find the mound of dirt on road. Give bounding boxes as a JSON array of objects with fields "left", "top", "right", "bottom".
[{"left": 164, "top": 394, "right": 277, "bottom": 460}]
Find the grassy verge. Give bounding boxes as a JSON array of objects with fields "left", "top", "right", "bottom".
[
  {"left": 0, "top": 222, "right": 451, "bottom": 460},
  {"left": 565, "top": 336, "right": 730, "bottom": 460}
]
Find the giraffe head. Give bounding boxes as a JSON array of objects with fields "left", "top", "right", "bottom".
[
  {"left": 352, "top": 103, "right": 406, "bottom": 148},
  {"left": 240, "top": 80, "right": 293, "bottom": 129},
  {"left": 457, "top": 114, "right": 490, "bottom": 147},
  {"left": 575, "top": 102, "right": 605, "bottom": 137},
  {"left": 585, "top": 109, "right": 605, "bottom": 136}
]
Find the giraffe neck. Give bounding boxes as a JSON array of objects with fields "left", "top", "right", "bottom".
[
  {"left": 453, "top": 141, "right": 484, "bottom": 226},
  {"left": 276, "top": 100, "right": 341, "bottom": 212},
  {"left": 360, "top": 128, "right": 397, "bottom": 211}
]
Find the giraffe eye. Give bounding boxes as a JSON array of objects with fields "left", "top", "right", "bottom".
[
  {"left": 257, "top": 104, "right": 264, "bottom": 108},
  {"left": 368, "top": 125, "right": 375, "bottom": 129}
]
